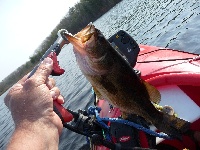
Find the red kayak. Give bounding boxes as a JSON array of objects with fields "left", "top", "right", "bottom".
[{"left": 96, "top": 45, "right": 200, "bottom": 150}]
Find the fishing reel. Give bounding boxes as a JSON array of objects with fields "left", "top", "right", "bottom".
[
  {"left": 62, "top": 107, "right": 118, "bottom": 149},
  {"left": 62, "top": 108, "right": 101, "bottom": 137}
]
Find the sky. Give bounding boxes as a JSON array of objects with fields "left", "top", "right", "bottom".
[{"left": 0, "top": 0, "right": 80, "bottom": 81}]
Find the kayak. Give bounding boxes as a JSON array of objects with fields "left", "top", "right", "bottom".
[{"left": 96, "top": 44, "right": 200, "bottom": 150}]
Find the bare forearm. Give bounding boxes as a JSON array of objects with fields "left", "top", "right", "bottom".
[{"left": 6, "top": 121, "right": 59, "bottom": 150}]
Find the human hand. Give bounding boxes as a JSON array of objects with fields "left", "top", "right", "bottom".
[{"left": 4, "top": 58, "right": 64, "bottom": 135}]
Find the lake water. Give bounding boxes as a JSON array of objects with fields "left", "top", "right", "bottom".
[{"left": 0, "top": 0, "right": 200, "bottom": 149}]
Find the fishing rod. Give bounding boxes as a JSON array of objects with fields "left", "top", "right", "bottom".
[{"left": 27, "top": 29, "right": 74, "bottom": 123}]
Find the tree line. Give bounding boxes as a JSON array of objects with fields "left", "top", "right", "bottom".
[{"left": 0, "top": 0, "right": 122, "bottom": 95}]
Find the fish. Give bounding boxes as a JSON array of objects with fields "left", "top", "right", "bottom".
[{"left": 63, "top": 23, "right": 190, "bottom": 139}]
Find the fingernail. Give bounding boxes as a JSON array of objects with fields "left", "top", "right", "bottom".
[
  {"left": 43, "top": 58, "right": 52, "bottom": 65},
  {"left": 50, "top": 91, "right": 56, "bottom": 99}
]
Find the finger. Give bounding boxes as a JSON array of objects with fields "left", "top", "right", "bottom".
[
  {"left": 4, "top": 84, "right": 23, "bottom": 108},
  {"left": 50, "top": 87, "right": 60, "bottom": 100},
  {"left": 17, "top": 74, "right": 29, "bottom": 85},
  {"left": 31, "top": 58, "right": 53, "bottom": 84},
  {"left": 4, "top": 73, "right": 29, "bottom": 107},
  {"left": 46, "top": 77, "right": 56, "bottom": 89},
  {"left": 55, "top": 95, "right": 65, "bottom": 104}
]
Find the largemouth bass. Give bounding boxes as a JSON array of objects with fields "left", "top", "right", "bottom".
[{"left": 64, "top": 23, "right": 190, "bottom": 139}]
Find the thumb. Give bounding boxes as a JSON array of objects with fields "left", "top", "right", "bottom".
[{"left": 31, "top": 57, "right": 53, "bottom": 84}]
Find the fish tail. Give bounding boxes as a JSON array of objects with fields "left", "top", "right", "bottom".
[{"left": 153, "top": 113, "right": 190, "bottom": 140}]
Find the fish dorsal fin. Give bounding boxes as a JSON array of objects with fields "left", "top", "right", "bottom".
[{"left": 143, "top": 80, "right": 161, "bottom": 104}]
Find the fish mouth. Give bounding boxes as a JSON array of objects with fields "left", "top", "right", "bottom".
[{"left": 63, "top": 23, "right": 96, "bottom": 54}]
